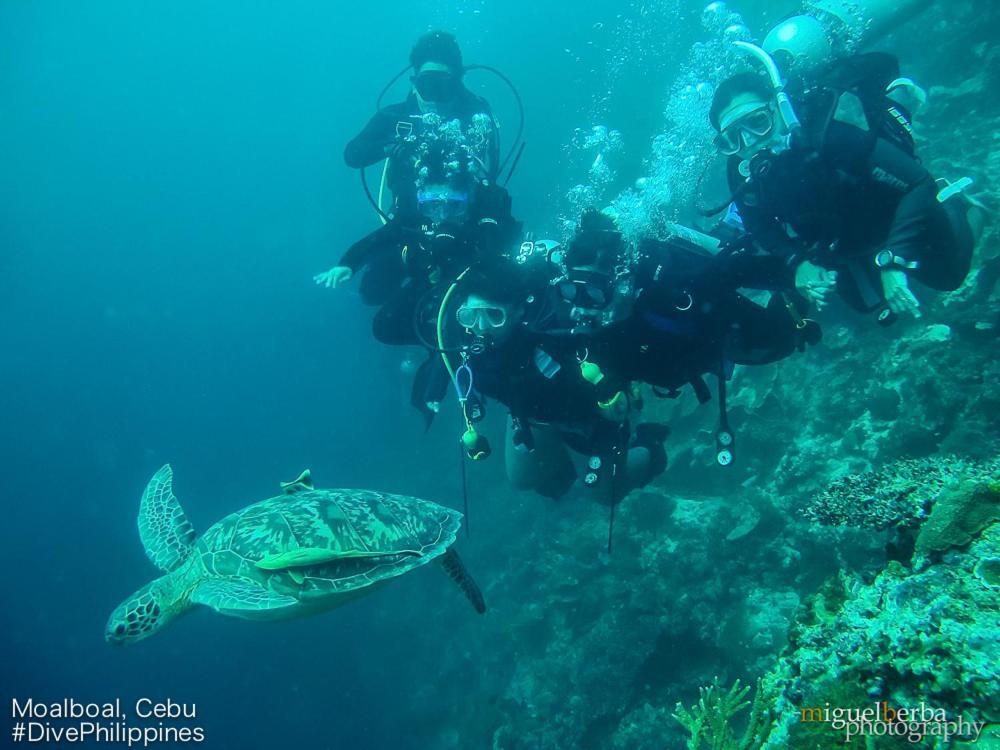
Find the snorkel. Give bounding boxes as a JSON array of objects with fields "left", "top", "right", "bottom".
[{"left": 732, "top": 41, "right": 802, "bottom": 152}]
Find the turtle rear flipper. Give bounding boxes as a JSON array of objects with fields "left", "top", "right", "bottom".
[
  {"left": 279, "top": 469, "right": 314, "bottom": 495},
  {"left": 440, "top": 548, "right": 486, "bottom": 614},
  {"left": 138, "top": 464, "right": 197, "bottom": 573},
  {"left": 190, "top": 577, "right": 298, "bottom": 616}
]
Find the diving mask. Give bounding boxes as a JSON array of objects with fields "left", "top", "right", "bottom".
[
  {"left": 557, "top": 270, "right": 615, "bottom": 310},
  {"left": 714, "top": 105, "right": 775, "bottom": 156},
  {"left": 457, "top": 302, "right": 508, "bottom": 332},
  {"left": 418, "top": 185, "right": 469, "bottom": 224},
  {"left": 413, "top": 70, "right": 461, "bottom": 103}
]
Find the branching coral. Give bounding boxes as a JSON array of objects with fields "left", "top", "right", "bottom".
[
  {"left": 673, "top": 677, "right": 773, "bottom": 750},
  {"left": 802, "top": 456, "right": 999, "bottom": 530}
]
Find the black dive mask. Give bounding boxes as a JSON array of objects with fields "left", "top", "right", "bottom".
[
  {"left": 557, "top": 270, "right": 615, "bottom": 310},
  {"left": 413, "top": 70, "right": 461, "bottom": 103}
]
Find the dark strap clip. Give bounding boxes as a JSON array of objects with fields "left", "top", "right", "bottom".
[
  {"left": 715, "top": 365, "right": 735, "bottom": 467},
  {"left": 781, "top": 292, "right": 810, "bottom": 330}
]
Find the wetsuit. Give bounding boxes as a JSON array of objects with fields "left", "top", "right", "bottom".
[
  {"left": 466, "top": 331, "right": 645, "bottom": 499},
  {"left": 470, "top": 333, "right": 619, "bottom": 439},
  {"left": 341, "top": 89, "right": 516, "bottom": 345},
  {"left": 340, "top": 89, "right": 500, "bottom": 297},
  {"left": 729, "top": 117, "right": 974, "bottom": 312},
  {"left": 544, "top": 238, "right": 811, "bottom": 406},
  {"left": 372, "top": 185, "right": 521, "bottom": 346},
  {"left": 456, "top": 239, "right": 807, "bottom": 494}
]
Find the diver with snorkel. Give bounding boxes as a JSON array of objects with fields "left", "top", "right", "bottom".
[{"left": 706, "top": 9, "right": 983, "bottom": 325}]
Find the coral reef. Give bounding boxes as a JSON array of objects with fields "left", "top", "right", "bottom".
[
  {"left": 673, "top": 677, "right": 772, "bottom": 750},
  {"left": 388, "top": 7, "right": 1000, "bottom": 749},
  {"left": 803, "top": 457, "right": 999, "bottom": 531},
  {"left": 915, "top": 479, "right": 1000, "bottom": 559},
  {"left": 764, "top": 522, "right": 1000, "bottom": 748}
]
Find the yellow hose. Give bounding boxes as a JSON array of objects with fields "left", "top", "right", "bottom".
[{"left": 436, "top": 268, "right": 471, "bottom": 383}]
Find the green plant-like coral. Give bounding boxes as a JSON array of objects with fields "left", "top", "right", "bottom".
[{"left": 673, "top": 677, "right": 773, "bottom": 750}]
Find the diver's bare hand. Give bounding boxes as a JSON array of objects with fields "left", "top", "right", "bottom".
[
  {"left": 313, "top": 266, "right": 353, "bottom": 289},
  {"left": 881, "top": 269, "right": 921, "bottom": 318},
  {"left": 795, "top": 261, "right": 838, "bottom": 310}
]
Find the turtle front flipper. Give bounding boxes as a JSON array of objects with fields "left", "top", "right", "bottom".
[
  {"left": 255, "top": 546, "right": 421, "bottom": 571},
  {"left": 138, "top": 465, "right": 197, "bottom": 573},
  {"left": 190, "top": 577, "right": 298, "bottom": 617},
  {"left": 440, "top": 548, "right": 486, "bottom": 614}
]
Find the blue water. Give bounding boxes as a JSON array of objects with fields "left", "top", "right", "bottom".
[
  {"left": 1, "top": 2, "right": 993, "bottom": 749},
  {"left": 0, "top": 3, "right": 613, "bottom": 747}
]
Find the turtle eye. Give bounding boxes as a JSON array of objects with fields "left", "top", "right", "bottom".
[{"left": 114, "top": 624, "right": 126, "bottom": 637}]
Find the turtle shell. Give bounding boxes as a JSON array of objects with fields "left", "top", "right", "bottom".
[{"left": 196, "top": 489, "right": 462, "bottom": 601}]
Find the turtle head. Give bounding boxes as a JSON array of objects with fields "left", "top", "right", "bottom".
[{"left": 105, "top": 580, "right": 173, "bottom": 645}]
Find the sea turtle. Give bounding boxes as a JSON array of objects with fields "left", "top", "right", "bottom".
[{"left": 105, "top": 465, "right": 485, "bottom": 644}]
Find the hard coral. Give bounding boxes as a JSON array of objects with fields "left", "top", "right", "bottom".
[
  {"left": 803, "top": 456, "right": 998, "bottom": 530},
  {"left": 674, "top": 677, "right": 773, "bottom": 750},
  {"left": 915, "top": 480, "right": 1000, "bottom": 558}
]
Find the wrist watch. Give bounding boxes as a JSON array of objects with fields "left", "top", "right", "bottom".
[{"left": 874, "top": 249, "right": 920, "bottom": 271}]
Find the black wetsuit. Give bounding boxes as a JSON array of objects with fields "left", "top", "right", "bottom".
[
  {"left": 471, "top": 335, "right": 632, "bottom": 460},
  {"left": 341, "top": 88, "right": 500, "bottom": 283},
  {"left": 465, "top": 239, "right": 811, "bottom": 455},
  {"left": 729, "top": 119, "right": 974, "bottom": 312},
  {"left": 609, "top": 236, "right": 808, "bottom": 388}
]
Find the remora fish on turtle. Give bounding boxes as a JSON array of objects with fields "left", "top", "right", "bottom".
[{"left": 106, "top": 465, "right": 485, "bottom": 644}]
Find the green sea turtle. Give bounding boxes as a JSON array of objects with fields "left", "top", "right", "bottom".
[{"left": 105, "top": 465, "right": 485, "bottom": 644}]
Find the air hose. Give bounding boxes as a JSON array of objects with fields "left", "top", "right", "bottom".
[
  {"left": 436, "top": 268, "right": 472, "bottom": 383},
  {"left": 733, "top": 41, "right": 803, "bottom": 141}
]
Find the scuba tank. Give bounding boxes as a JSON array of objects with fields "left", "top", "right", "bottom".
[{"left": 763, "top": 0, "right": 935, "bottom": 72}]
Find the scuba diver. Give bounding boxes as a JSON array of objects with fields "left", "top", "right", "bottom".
[
  {"left": 537, "top": 209, "right": 817, "bottom": 467},
  {"left": 428, "top": 206, "right": 817, "bottom": 505},
  {"left": 314, "top": 30, "right": 521, "bottom": 345},
  {"left": 441, "top": 252, "right": 670, "bottom": 503},
  {"left": 707, "top": 48, "right": 983, "bottom": 324}
]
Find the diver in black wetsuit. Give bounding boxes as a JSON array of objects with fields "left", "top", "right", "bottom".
[
  {"left": 438, "top": 209, "right": 816, "bottom": 497},
  {"left": 534, "top": 209, "right": 815, "bottom": 467},
  {"left": 314, "top": 31, "right": 519, "bottom": 345},
  {"left": 553, "top": 210, "right": 815, "bottom": 386},
  {"left": 445, "top": 252, "right": 667, "bottom": 501},
  {"left": 708, "top": 56, "right": 982, "bottom": 323}
]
